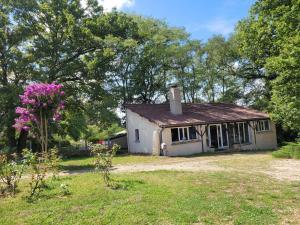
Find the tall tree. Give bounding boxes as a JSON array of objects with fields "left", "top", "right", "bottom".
[
  {"left": 235, "top": 0, "right": 300, "bottom": 131},
  {"left": 200, "top": 35, "right": 241, "bottom": 103},
  {"left": 0, "top": 1, "right": 34, "bottom": 150}
]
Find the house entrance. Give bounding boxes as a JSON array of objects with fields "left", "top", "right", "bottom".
[{"left": 208, "top": 124, "right": 229, "bottom": 150}]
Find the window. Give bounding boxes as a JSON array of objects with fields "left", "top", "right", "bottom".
[
  {"left": 135, "top": 129, "right": 140, "bottom": 142},
  {"left": 171, "top": 128, "right": 179, "bottom": 142},
  {"left": 189, "top": 127, "right": 197, "bottom": 140},
  {"left": 231, "top": 122, "right": 251, "bottom": 144},
  {"left": 171, "top": 126, "right": 198, "bottom": 143},
  {"left": 239, "top": 123, "right": 245, "bottom": 143},
  {"left": 256, "top": 120, "right": 270, "bottom": 132},
  {"left": 234, "top": 123, "right": 239, "bottom": 143},
  {"left": 222, "top": 124, "right": 228, "bottom": 146}
]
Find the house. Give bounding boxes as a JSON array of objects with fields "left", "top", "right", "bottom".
[{"left": 125, "top": 84, "right": 277, "bottom": 156}]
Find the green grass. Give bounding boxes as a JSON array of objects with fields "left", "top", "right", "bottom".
[
  {"left": 59, "top": 154, "right": 163, "bottom": 171},
  {"left": 272, "top": 142, "right": 300, "bottom": 159},
  {"left": 1, "top": 170, "right": 300, "bottom": 225}
]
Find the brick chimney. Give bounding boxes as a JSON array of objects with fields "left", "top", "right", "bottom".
[{"left": 168, "top": 84, "right": 182, "bottom": 115}]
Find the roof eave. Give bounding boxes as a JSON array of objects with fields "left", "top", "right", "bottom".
[{"left": 159, "top": 117, "right": 270, "bottom": 128}]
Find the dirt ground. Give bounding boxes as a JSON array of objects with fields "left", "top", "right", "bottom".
[{"left": 61, "top": 152, "right": 300, "bottom": 182}]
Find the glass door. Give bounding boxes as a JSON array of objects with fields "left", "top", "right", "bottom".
[{"left": 209, "top": 124, "right": 229, "bottom": 149}]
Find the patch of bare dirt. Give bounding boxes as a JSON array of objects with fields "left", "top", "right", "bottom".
[
  {"left": 111, "top": 159, "right": 224, "bottom": 173},
  {"left": 262, "top": 159, "right": 300, "bottom": 181}
]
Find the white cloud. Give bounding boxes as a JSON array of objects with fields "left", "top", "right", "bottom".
[
  {"left": 100, "top": 0, "right": 134, "bottom": 11},
  {"left": 189, "top": 18, "right": 235, "bottom": 37},
  {"left": 205, "top": 18, "right": 235, "bottom": 35},
  {"left": 82, "top": 0, "right": 135, "bottom": 12}
]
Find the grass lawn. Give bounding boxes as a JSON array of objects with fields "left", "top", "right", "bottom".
[
  {"left": 59, "top": 154, "right": 164, "bottom": 171},
  {"left": 1, "top": 169, "right": 300, "bottom": 225},
  {"left": 1, "top": 152, "right": 300, "bottom": 224}
]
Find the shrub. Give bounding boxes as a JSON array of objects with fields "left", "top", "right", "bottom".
[
  {"left": 90, "top": 144, "right": 120, "bottom": 187},
  {"left": 0, "top": 153, "right": 25, "bottom": 196},
  {"left": 60, "top": 183, "right": 71, "bottom": 196},
  {"left": 22, "top": 148, "right": 60, "bottom": 198},
  {"left": 272, "top": 142, "right": 300, "bottom": 159}
]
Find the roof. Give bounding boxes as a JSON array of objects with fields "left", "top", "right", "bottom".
[
  {"left": 109, "top": 130, "right": 127, "bottom": 140},
  {"left": 125, "top": 103, "right": 269, "bottom": 127}
]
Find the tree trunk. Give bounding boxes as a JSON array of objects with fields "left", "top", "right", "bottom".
[
  {"left": 7, "top": 125, "right": 17, "bottom": 149},
  {"left": 16, "top": 130, "right": 28, "bottom": 153}
]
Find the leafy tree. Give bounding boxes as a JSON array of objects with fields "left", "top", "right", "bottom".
[
  {"left": 131, "top": 17, "right": 187, "bottom": 103},
  {"left": 199, "top": 35, "right": 241, "bottom": 103},
  {"left": 235, "top": 0, "right": 300, "bottom": 131},
  {"left": 0, "top": 1, "right": 33, "bottom": 150},
  {"left": 1, "top": 0, "right": 138, "bottom": 150},
  {"left": 171, "top": 40, "right": 203, "bottom": 103}
]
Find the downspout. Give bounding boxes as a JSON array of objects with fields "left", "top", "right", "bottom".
[
  {"left": 125, "top": 108, "right": 130, "bottom": 153},
  {"left": 159, "top": 127, "right": 165, "bottom": 156}
]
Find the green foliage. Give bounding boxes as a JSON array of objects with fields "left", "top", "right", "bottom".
[
  {"left": 272, "top": 142, "right": 300, "bottom": 159},
  {"left": 22, "top": 148, "right": 60, "bottom": 198},
  {"left": 1, "top": 0, "right": 298, "bottom": 148},
  {"left": 59, "top": 183, "right": 71, "bottom": 196},
  {"left": 0, "top": 153, "right": 25, "bottom": 196},
  {"left": 99, "top": 123, "right": 124, "bottom": 140},
  {"left": 90, "top": 144, "right": 120, "bottom": 187},
  {"left": 235, "top": 0, "right": 300, "bottom": 131}
]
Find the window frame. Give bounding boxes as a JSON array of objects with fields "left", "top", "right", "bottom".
[
  {"left": 256, "top": 120, "right": 271, "bottom": 132},
  {"left": 231, "top": 122, "right": 251, "bottom": 145},
  {"left": 171, "top": 126, "right": 198, "bottom": 143}
]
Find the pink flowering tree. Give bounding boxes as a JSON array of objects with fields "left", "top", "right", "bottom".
[{"left": 13, "top": 83, "right": 65, "bottom": 153}]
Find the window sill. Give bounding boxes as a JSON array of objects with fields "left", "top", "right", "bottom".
[
  {"left": 233, "top": 142, "right": 252, "bottom": 146},
  {"left": 171, "top": 139, "right": 200, "bottom": 145},
  {"left": 256, "top": 130, "right": 271, "bottom": 133}
]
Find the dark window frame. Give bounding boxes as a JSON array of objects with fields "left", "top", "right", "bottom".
[
  {"left": 171, "top": 126, "right": 198, "bottom": 143},
  {"left": 135, "top": 129, "right": 140, "bottom": 142}
]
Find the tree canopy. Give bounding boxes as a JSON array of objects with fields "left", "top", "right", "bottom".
[{"left": 0, "top": 0, "right": 299, "bottom": 151}]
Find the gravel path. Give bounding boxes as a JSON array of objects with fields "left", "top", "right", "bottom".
[{"left": 59, "top": 154, "right": 300, "bottom": 181}]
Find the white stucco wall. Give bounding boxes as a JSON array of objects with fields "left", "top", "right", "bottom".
[
  {"left": 126, "top": 109, "right": 159, "bottom": 154},
  {"left": 161, "top": 125, "right": 210, "bottom": 156},
  {"left": 160, "top": 121, "right": 277, "bottom": 156},
  {"left": 253, "top": 121, "right": 277, "bottom": 150}
]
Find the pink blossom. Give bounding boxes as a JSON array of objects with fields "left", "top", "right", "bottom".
[{"left": 13, "top": 82, "right": 65, "bottom": 131}]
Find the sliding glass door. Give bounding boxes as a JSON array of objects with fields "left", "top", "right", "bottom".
[{"left": 209, "top": 124, "right": 229, "bottom": 149}]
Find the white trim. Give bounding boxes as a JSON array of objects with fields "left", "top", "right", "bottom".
[
  {"left": 171, "top": 126, "right": 199, "bottom": 143},
  {"left": 256, "top": 120, "right": 271, "bottom": 132}
]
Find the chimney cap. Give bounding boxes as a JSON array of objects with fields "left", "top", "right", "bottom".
[{"left": 169, "top": 83, "right": 178, "bottom": 88}]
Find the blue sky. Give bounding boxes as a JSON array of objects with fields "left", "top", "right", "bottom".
[{"left": 101, "top": 0, "right": 255, "bottom": 41}]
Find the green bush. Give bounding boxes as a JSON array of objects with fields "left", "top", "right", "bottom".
[
  {"left": 0, "top": 153, "right": 25, "bottom": 196},
  {"left": 272, "top": 142, "right": 300, "bottom": 159}
]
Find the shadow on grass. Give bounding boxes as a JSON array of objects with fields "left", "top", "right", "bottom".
[
  {"left": 59, "top": 164, "right": 94, "bottom": 171},
  {"left": 24, "top": 177, "right": 73, "bottom": 203},
  {"left": 110, "top": 179, "right": 145, "bottom": 190}
]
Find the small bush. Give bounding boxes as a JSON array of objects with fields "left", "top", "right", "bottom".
[
  {"left": 0, "top": 153, "right": 25, "bottom": 196},
  {"left": 272, "top": 142, "right": 300, "bottom": 159},
  {"left": 90, "top": 144, "right": 120, "bottom": 187},
  {"left": 22, "top": 148, "right": 60, "bottom": 199},
  {"left": 60, "top": 183, "right": 71, "bottom": 196}
]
